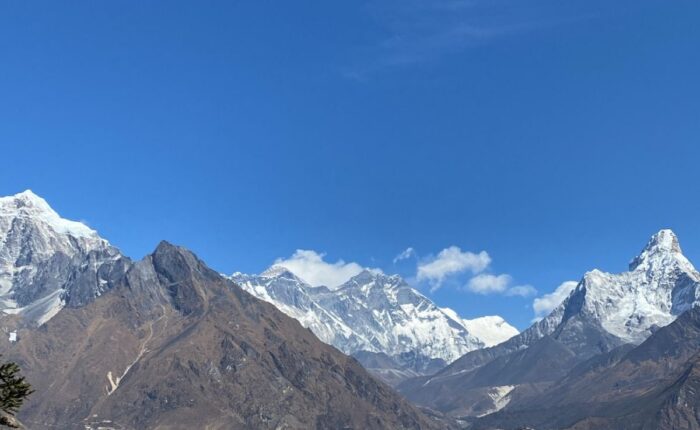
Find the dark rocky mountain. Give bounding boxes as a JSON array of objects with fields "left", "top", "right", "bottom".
[
  {"left": 472, "top": 306, "right": 700, "bottom": 429},
  {"left": 0, "top": 242, "right": 444, "bottom": 430}
]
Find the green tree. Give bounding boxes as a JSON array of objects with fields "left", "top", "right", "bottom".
[{"left": 0, "top": 357, "right": 33, "bottom": 428}]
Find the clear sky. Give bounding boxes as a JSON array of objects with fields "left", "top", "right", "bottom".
[{"left": 1, "top": 0, "right": 699, "bottom": 329}]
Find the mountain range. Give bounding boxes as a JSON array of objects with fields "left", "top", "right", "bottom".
[
  {"left": 5, "top": 190, "right": 700, "bottom": 429},
  {"left": 0, "top": 191, "right": 448, "bottom": 429},
  {"left": 231, "top": 266, "right": 517, "bottom": 383},
  {"left": 398, "top": 228, "right": 700, "bottom": 427},
  {"left": 0, "top": 191, "right": 516, "bottom": 383}
]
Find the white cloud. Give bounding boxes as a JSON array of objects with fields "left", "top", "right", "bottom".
[
  {"left": 464, "top": 274, "right": 537, "bottom": 297},
  {"left": 532, "top": 281, "right": 579, "bottom": 320},
  {"left": 274, "top": 250, "right": 366, "bottom": 288},
  {"left": 466, "top": 274, "right": 511, "bottom": 294},
  {"left": 393, "top": 247, "right": 416, "bottom": 263},
  {"left": 505, "top": 284, "right": 537, "bottom": 297},
  {"left": 417, "top": 246, "right": 491, "bottom": 291}
]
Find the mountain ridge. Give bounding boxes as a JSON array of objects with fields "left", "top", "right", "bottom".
[
  {"left": 399, "top": 228, "right": 700, "bottom": 417},
  {"left": 231, "top": 266, "right": 518, "bottom": 381},
  {"left": 1, "top": 240, "right": 446, "bottom": 429}
]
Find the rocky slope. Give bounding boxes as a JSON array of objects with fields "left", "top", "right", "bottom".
[
  {"left": 0, "top": 242, "right": 445, "bottom": 430},
  {"left": 232, "top": 267, "right": 517, "bottom": 381},
  {"left": 399, "top": 229, "right": 700, "bottom": 417}
]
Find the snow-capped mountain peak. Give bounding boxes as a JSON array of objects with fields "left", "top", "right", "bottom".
[
  {"left": 0, "top": 191, "right": 128, "bottom": 325},
  {"left": 404, "top": 230, "right": 700, "bottom": 417},
  {"left": 0, "top": 190, "right": 100, "bottom": 240},
  {"left": 259, "top": 264, "right": 301, "bottom": 280},
  {"left": 629, "top": 229, "right": 692, "bottom": 273},
  {"left": 533, "top": 229, "right": 700, "bottom": 346},
  {"left": 641, "top": 228, "right": 681, "bottom": 253},
  {"left": 459, "top": 314, "right": 519, "bottom": 347},
  {"left": 231, "top": 266, "right": 518, "bottom": 377},
  {"left": 339, "top": 269, "right": 397, "bottom": 289},
  {"left": 339, "top": 270, "right": 402, "bottom": 294}
]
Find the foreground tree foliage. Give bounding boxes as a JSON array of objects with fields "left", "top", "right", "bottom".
[{"left": 0, "top": 357, "right": 33, "bottom": 428}]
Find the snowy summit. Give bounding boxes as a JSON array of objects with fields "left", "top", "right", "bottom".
[
  {"left": 231, "top": 267, "right": 519, "bottom": 377},
  {"left": 0, "top": 190, "right": 127, "bottom": 326}
]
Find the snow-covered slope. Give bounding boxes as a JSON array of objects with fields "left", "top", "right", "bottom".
[
  {"left": 231, "top": 266, "right": 365, "bottom": 351},
  {"left": 531, "top": 229, "right": 700, "bottom": 346},
  {"left": 439, "top": 307, "right": 518, "bottom": 347},
  {"left": 0, "top": 190, "right": 129, "bottom": 325},
  {"left": 231, "top": 267, "right": 518, "bottom": 374},
  {"left": 460, "top": 315, "right": 520, "bottom": 347}
]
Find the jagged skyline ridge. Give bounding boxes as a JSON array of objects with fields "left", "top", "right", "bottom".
[
  {"left": 2, "top": 189, "right": 697, "bottom": 331},
  {"left": 2, "top": 0, "right": 699, "bottom": 331}
]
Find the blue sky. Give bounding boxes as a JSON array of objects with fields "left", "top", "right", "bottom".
[{"left": 1, "top": 0, "right": 699, "bottom": 329}]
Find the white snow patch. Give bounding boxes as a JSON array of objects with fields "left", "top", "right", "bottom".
[
  {"left": 3, "top": 289, "right": 65, "bottom": 326},
  {"left": 477, "top": 385, "right": 516, "bottom": 417},
  {"left": 0, "top": 190, "right": 99, "bottom": 239},
  {"left": 106, "top": 371, "right": 120, "bottom": 395},
  {"left": 462, "top": 315, "right": 519, "bottom": 347}
]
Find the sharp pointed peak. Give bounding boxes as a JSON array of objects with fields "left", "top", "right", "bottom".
[
  {"left": 152, "top": 240, "right": 198, "bottom": 267},
  {"left": 260, "top": 265, "right": 301, "bottom": 279},
  {"left": 644, "top": 229, "right": 680, "bottom": 252},
  {"left": 154, "top": 240, "right": 179, "bottom": 253},
  {"left": 347, "top": 268, "right": 390, "bottom": 282},
  {"left": 340, "top": 270, "right": 405, "bottom": 291},
  {"left": 14, "top": 189, "right": 42, "bottom": 199},
  {"left": 151, "top": 240, "right": 219, "bottom": 283},
  {"left": 629, "top": 229, "right": 685, "bottom": 271}
]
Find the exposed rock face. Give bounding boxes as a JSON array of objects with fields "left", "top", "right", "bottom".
[
  {"left": 399, "top": 229, "right": 700, "bottom": 417},
  {"left": 0, "top": 242, "right": 443, "bottom": 430},
  {"left": 0, "top": 190, "right": 129, "bottom": 325},
  {"left": 232, "top": 268, "right": 518, "bottom": 382}
]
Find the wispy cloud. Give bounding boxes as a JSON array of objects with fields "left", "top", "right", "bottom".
[
  {"left": 274, "top": 250, "right": 370, "bottom": 288},
  {"left": 465, "top": 273, "right": 537, "bottom": 297},
  {"left": 506, "top": 284, "right": 538, "bottom": 297},
  {"left": 417, "top": 246, "right": 491, "bottom": 292},
  {"left": 411, "top": 244, "right": 535, "bottom": 296},
  {"left": 465, "top": 273, "right": 511, "bottom": 294},
  {"left": 532, "top": 280, "right": 578, "bottom": 322},
  {"left": 343, "top": 0, "right": 587, "bottom": 78},
  {"left": 393, "top": 247, "right": 416, "bottom": 263}
]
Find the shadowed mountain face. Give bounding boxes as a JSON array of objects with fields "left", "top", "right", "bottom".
[
  {"left": 473, "top": 307, "right": 700, "bottom": 430},
  {"left": 0, "top": 242, "right": 443, "bottom": 430}
]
